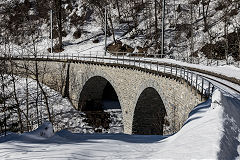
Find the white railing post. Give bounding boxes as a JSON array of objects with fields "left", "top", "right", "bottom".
[
  {"left": 144, "top": 60, "right": 146, "bottom": 69},
  {"left": 90, "top": 51, "right": 91, "bottom": 62},
  {"left": 208, "top": 81, "right": 211, "bottom": 97},
  {"left": 183, "top": 68, "right": 186, "bottom": 80},
  {"left": 175, "top": 65, "right": 178, "bottom": 79},
  {"left": 164, "top": 63, "right": 165, "bottom": 73},
  {"left": 150, "top": 60, "right": 152, "bottom": 70},
  {"left": 117, "top": 53, "right": 118, "bottom": 64},
  {"left": 191, "top": 72, "right": 193, "bottom": 91},
  {"left": 195, "top": 74, "right": 198, "bottom": 95},
  {"left": 170, "top": 64, "right": 172, "bottom": 75},
  {"left": 201, "top": 78, "right": 204, "bottom": 100},
  {"left": 110, "top": 52, "right": 111, "bottom": 63}
]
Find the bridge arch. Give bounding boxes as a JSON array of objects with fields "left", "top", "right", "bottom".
[
  {"left": 132, "top": 87, "right": 167, "bottom": 135},
  {"left": 9, "top": 60, "right": 203, "bottom": 135},
  {"left": 67, "top": 63, "right": 202, "bottom": 134},
  {"left": 78, "top": 76, "right": 121, "bottom": 111}
]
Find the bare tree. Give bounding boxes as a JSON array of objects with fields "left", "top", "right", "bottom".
[
  {"left": 53, "top": 0, "right": 63, "bottom": 52},
  {"left": 9, "top": 61, "right": 24, "bottom": 133},
  {"left": 0, "top": 60, "right": 8, "bottom": 135}
]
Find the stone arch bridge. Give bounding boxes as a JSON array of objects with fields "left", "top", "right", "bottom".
[{"left": 8, "top": 58, "right": 203, "bottom": 135}]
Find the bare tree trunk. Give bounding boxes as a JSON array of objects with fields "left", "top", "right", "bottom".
[
  {"left": 53, "top": 0, "right": 63, "bottom": 50},
  {"left": 202, "top": 0, "right": 207, "bottom": 32},
  {"left": 239, "top": 38, "right": 240, "bottom": 59},
  {"left": 108, "top": 12, "right": 116, "bottom": 44},
  {"left": 58, "top": 0, "right": 63, "bottom": 49},
  {"left": 35, "top": 60, "right": 40, "bottom": 127},
  {"left": 154, "top": 0, "right": 158, "bottom": 41},
  {"left": 202, "top": 0, "right": 213, "bottom": 60},
  {"left": 190, "top": 3, "right": 194, "bottom": 60},
  {"left": 202, "top": 2, "right": 207, "bottom": 31},
  {"left": 4, "top": 112, "right": 6, "bottom": 136},
  {"left": 115, "top": 0, "right": 121, "bottom": 19},
  {"left": 25, "top": 62, "right": 30, "bottom": 131},
  {"left": 10, "top": 62, "right": 23, "bottom": 133},
  {"left": 38, "top": 81, "right": 52, "bottom": 125},
  {"left": 1, "top": 73, "right": 7, "bottom": 136},
  {"left": 174, "top": 0, "right": 177, "bottom": 26},
  {"left": 224, "top": 19, "right": 229, "bottom": 64}
]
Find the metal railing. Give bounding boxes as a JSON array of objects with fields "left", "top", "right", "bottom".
[{"left": 1, "top": 52, "right": 230, "bottom": 101}]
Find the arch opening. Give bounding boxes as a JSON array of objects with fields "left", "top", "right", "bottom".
[
  {"left": 102, "top": 82, "right": 121, "bottom": 110},
  {"left": 78, "top": 76, "right": 120, "bottom": 111},
  {"left": 132, "top": 87, "right": 167, "bottom": 135},
  {"left": 78, "top": 76, "right": 122, "bottom": 133}
]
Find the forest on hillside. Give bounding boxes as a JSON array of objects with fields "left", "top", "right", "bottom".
[{"left": 0, "top": 0, "right": 240, "bottom": 60}]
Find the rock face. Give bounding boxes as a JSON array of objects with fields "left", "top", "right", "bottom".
[
  {"left": 107, "top": 40, "right": 134, "bottom": 54},
  {"left": 73, "top": 29, "right": 82, "bottom": 39}
]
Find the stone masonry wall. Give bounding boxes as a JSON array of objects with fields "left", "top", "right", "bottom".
[{"left": 69, "top": 63, "right": 203, "bottom": 134}]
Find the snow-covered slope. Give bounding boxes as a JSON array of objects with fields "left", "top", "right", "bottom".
[
  {"left": 0, "top": 75, "right": 123, "bottom": 134},
  {"left": 0, "top": 89, "right": 239, "bottom": 159}
]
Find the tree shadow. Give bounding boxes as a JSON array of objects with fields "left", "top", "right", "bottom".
[{"left": 0, "top": 130, "right": 168, "bottom": 145}]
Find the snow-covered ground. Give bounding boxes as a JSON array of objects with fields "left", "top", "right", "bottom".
[{"left": 0, "top": 89, "right": 239, "bottom": 159}]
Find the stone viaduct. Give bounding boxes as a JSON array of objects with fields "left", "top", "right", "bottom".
[{"left": 10, "top": 58, "right": 203, "bottom": 135}]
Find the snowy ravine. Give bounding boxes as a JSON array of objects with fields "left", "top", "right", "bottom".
[
  {"left": 0, "top": 75, "right": 123, "bottom": 134},
  {"left": 0, "top": 90, "right": 239, "bottom": 159}
]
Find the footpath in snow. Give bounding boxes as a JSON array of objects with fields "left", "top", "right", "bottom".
[{"left": 0, "top": 90, "right": 239, "bottom": 159}]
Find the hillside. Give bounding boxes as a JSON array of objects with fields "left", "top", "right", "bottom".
[{"left": 0, "top": 0, "right": 239, "bottom": 62}]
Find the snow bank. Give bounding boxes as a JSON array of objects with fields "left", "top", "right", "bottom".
[
  {"left": 211, "top": 89, "right": 223, "bottom": 109},
  {"left": 149, "top": 92, "right": 224, "bottom": 159},
  {"left": 25, "top": 122, "right": 54, "bottom": 138}
]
